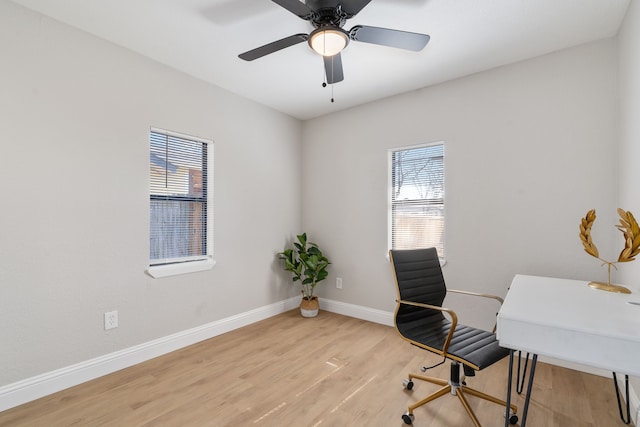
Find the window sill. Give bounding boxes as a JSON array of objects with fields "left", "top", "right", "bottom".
[{"left": 147, "top": 257, "right": 216, "bottom": 278}]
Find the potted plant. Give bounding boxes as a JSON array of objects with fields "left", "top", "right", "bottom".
[{"left": 279, "top": 233, "right": 330, "bottom": 317}]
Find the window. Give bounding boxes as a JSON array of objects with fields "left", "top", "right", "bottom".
[
  {"left": 390, "top": 142, "right": 445, "bottom": 257},
  {"left": 148, "top": 128, "right": 214, "bottom": 278}
]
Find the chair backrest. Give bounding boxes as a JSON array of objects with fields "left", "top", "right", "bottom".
[{"left": 389, "top": 247, "right": 447, "bottom": 327}]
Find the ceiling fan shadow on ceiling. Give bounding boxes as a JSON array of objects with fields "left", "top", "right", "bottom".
[{"left": 238, "top": 0, "right": 430, "bottom": 88}]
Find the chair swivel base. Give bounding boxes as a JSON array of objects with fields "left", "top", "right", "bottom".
[{"left": 401, "top": 362, "right": 518, "bottom": 426}]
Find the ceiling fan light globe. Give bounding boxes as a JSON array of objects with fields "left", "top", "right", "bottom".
[{"left": 309, "top": 28, "right": 349, "bottom": 57}]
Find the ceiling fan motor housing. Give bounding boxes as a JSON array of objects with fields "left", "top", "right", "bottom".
[{"left": 311, "top": 6, "right": 349, "bottom": 28}]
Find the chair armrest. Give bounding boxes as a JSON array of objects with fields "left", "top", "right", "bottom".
[
  {"left": 447, "top": 289, "right": 503, "bottom": 332},
  {"left": 396, "top": 299, "right": 458, "bottom": 355},
  {"left": 447, "top": 289, "right": 504, "bottom": 305}
]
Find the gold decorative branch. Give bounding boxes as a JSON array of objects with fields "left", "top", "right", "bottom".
[
  {"left": 578, "top": 208, "right": 637, "bottom": 293},
  {"left": 616, "top": 208, "right": 640, "bottom": 263},
  {"left": 579, "top": 209, "right": 599, "bottom": 258}
]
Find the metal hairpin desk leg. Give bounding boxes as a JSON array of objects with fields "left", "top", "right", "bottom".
[
  {"left": 516, "top": 351, "right": 530, "bottom": 394},
  {"left": 506, "top": 350, "right": 538, "bottom": 427},
  {"left": 518, "top": 353, "right": 538, "bottom": 427},
  {"left": 505, "top": 350, "right": 515, "bottom": 427},
  {"left": 613, "top": 372, "right": 631, "bottom": 424},
  {"left": 510, "top": 355, "right": 631, "bottom": 425}
]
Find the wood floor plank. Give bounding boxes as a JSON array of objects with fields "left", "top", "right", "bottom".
[{"left": 0, "top": 310, "right": 634, "bottom": 426}]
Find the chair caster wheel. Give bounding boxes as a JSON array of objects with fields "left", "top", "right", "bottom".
[
  {"left": 402, "top": 412, "right": 415, "bottom": 425},
  {"left": 509, "top": 414, "right": 518, "bottom": 425},
  {"left": 402, "top": 379, "right": 414, "bottom": 390}
]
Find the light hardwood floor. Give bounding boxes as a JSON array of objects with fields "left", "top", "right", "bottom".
[{"left": 0, "top": 310, "right": 632, "bottom": 426}]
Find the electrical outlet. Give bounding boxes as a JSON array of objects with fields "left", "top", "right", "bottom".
[
  {"left": 104, "top": 310, "right": 118, "bottom": 330},
  {"left": 336, "top": 277, "right": 343, "bottom": 289}
]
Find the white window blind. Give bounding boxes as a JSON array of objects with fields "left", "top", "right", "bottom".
[
  {"left": 150, "top": 129, "right": 210, "bottom": 266},
  {"left": 390, "top": 143, "right": 445, "bottom": 257}
]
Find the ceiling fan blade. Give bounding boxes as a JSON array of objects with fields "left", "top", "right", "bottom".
[
  {"left": 340, "top": 0, "right": 373, "bottom": 17},
  {"left": 239, "top": 34, "right": 308, "bottom": 61},
  {"left": 323, "top": 53, "right": 344, "bottom": 84},
  {"left": 349, "top": 25, "right": 430, "bottom": 51},
  {"left": 271, "top": 0, "right": 314, "bottom": 19}
]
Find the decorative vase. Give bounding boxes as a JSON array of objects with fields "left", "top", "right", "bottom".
[{"left": 300, "top": 296, "right": 319, "bottom": 318}]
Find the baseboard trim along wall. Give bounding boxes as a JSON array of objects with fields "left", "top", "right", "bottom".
[
  {"left": 319, "top": 298, "right": 395, "bottom": 327},
  {"left": 0, "top": 296, "right": 301, "bottom": 412},
  {"left": 1, "top": 297, "right": 638, "bottom": 425}
]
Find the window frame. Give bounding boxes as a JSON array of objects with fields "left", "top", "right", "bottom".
[
  {"left": 388, "top": 141, "right": 445, "bottom": 260},
  {"left": 147, "top": 127, "right": 215, "bottom": 278}
]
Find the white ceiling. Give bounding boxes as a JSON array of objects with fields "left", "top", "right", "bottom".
[{"left": 10, "top": 0, "right": 630, "bottom": 120}]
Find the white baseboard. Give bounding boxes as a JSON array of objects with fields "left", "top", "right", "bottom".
[
  {"left": 0, "top": 296, "right": 300, "bottom": 412},
  {"left": 2, "top": 296, "right": 638, "bottom": 425},
  {"left": 320, "top": 298, "right": 395, "bottom": 327}
]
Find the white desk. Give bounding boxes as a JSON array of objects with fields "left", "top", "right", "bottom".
[{"left": 497, "top": 274, "right": 640, "bottom": 425}]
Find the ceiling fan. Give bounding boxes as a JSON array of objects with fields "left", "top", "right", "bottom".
[{"left": 238, "top": 0, "right": 430, "bottom": 85}]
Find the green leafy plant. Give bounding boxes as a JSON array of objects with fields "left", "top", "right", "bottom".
[{"left": 279, "top": 233, "right": 330, "bottom": 300}]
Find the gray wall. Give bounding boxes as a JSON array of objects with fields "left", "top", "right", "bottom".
[
  {"left": 304, "top": 39, "right": 619, "bottom": 331},
  {"left": 0, "top": 0, "right": 302, "bottom": 385}
]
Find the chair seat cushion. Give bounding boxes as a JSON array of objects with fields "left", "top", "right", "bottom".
[{"left": 397, "top": 317, "right": 509, "bottom": 371}]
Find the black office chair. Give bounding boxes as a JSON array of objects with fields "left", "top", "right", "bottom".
[{"left": 389, "top": 248, "right": 518, "bottom": 426}]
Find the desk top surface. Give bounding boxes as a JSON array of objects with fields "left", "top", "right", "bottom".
[
  {"left": 497, "top": 274, "right": 640, "bottom": 375},
  {"left": 500, "top": 274, "right": 640, "bottom": 340}
]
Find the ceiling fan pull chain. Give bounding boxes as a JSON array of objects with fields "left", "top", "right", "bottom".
[
  {"left": 330, "top": 55, "right": 335, "bottom": 103},
  {"left": 322, "top": 62, "right": 327, "bottom": 88}
]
